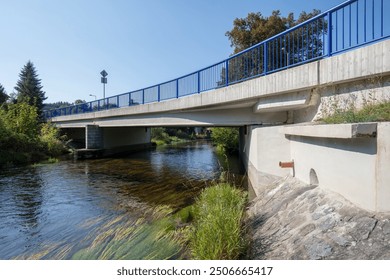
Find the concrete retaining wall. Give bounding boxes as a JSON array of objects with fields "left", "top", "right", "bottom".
[
  {"left": 241, "top": 125, "right": 290, "bottom": 192},
  {"left": 242, "top": 122, "right": 390, "bottom": 212}
]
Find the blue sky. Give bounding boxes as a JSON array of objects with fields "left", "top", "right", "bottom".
[{"left": 0, "top": 0, "right": 344, "bottom": 103}]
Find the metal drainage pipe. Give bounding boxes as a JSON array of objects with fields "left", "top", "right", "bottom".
[
  {"left": 279, "top": 160, "right": 295, "bottom": 177},
  {"left": 279, "top": 161, "right": 294, "bottom": 168}
]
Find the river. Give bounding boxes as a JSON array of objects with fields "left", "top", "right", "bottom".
[{"left": 0, "top": 141, "right": 245, "bottom": 259}]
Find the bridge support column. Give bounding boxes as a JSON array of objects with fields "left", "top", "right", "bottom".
[{"left": 85, "top": 125, "right": 103, "bottom": 149}]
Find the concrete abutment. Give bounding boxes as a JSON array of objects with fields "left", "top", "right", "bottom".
[{"left": 240, "top": 122, "right": 390, "bottom": 212}]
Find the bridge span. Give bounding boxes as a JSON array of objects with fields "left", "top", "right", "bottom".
[
  {"left": 47, "top": 0, "right": 390, "bottom": 212},
  {"left": 50, "top": 39, "right": 389, "bottom": 128}
]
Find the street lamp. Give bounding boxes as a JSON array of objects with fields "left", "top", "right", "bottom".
[
  {"left": 281, "top": 47, "right": 290, "bottom": 67},
  {"left": 89, "top": 94, "right": 97, "bottom": 100}
]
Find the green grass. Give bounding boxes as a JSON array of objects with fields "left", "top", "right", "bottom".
[
  {"left": 189, "top": 183, "right": 247, "bottom": 260},
  {"left": 71, "top": 207, "right": 186, "bottom": 260},
  {"left": 321, "top": 101, "right": 390, "bottom": 124},
  {"left": 152, "top": 136, "right": 188, "bottom": 146}
]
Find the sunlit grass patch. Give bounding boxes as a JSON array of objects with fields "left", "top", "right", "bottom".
[
  {"left": 189, "top": 183, "right": 247, "bottom": 260},
  {"left": 72, "top": 207, "right": 185, "bottom": 260}
]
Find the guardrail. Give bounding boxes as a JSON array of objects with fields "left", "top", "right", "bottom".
[{"left": 45, "top": 0, "right": 389, "bottom": 119}]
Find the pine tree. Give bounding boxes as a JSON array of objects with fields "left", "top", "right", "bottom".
[
  {"left": 14, "top": 61, "right": 47, "bottom": 119},
  {"left": 0, "top": 83, "right": 8, "bottom": 104}
]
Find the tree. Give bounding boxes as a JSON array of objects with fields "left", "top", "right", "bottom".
[
  {"left": 225, "top": 9, "right": 322, "bottom": 54},
  {"left": 0, "top": 83, "right": 8, "bottom": 104},
  {"left": 14, "top": 61, "right": 47, "bottom": 120},
  {"left": 222, "top": 9, "right": 324, "bottom": 84},
  {"left": 74, "top": 99, "right": 86, "bottom": 104}
]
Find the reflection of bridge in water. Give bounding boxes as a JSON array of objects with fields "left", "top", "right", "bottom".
[{"left": 47, "top": 0, "right": 390, "bottom": 212}]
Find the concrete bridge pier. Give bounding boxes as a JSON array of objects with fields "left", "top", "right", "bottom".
[{"left": 86, "top": 125, "right": 103, "bottom": 149}]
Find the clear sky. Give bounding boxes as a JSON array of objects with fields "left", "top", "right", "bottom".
[{"left": 0, "top": 0, "right": 345, "bottom": 103}]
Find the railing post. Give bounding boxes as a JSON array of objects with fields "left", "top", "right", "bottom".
[
  {"left": 225, "top": 59, "right": 229, "bottom": 86},
  {"left": 176, "top": 79, "right": 179, "bottom": 98},
  {"left": 158, "top": 85, "right": 160, "bottom": 102},
  {"left": 117, "top": 95, "right": 120, "bottom": 108},
  {"left": 129, "top": 92, "right": 132, "bottom": 106},
  {"left": 142, "top": 89, "right": 145, "bottom": 104},
  {"left": 327, "top": 11, "right": 332, "bottom": 57},
  {"left": 197, "top": 71, "right": 201, "bottom": 93},
  {"left": 263, "top": 43, "right": 268, "bottom": 75}
]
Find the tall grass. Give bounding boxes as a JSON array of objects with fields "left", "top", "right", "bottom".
[
  {"left": 321, "top": 101, "right": 390, "bottom": 124},
  {"left": 190, "top": 183, "right": 247, "bottom": 260},
  {"left": 16, "top": 206, "right": 187, "bottom": 260},
  {"left": 72, "top": 207, "right": 185, "bottom": 260}
]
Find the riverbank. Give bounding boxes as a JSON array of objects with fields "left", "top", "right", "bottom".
[{"left": 247, "top": 175, "right": 390, "bottom": 259}]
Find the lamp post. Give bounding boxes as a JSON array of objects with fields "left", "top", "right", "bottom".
[
  {"left": 281, "top": 47, "right": 290, "bottom": 67},
  {"left": 89, "top": 94, "right": 97, "bottom": 100},
  {"left": 100, "top": 70, "right": 108, "bottom": 101}
]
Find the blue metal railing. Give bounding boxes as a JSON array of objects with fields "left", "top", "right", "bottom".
[{"left": 45, "top": 0, "right": 389, "bottom": 119}]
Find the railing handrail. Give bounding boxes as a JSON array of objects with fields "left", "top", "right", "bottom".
[{"left": 45, "top": 0, "right": 388, "bottom": 119}]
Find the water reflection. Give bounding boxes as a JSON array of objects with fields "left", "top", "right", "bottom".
[{"left": 0, "top": 141, "right": 244, "bottom": 259}]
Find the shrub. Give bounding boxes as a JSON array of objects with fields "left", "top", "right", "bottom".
[
  {"left": 151, "top": 127, "right": 171, "bottom": 144},
  {"left": 0, "top": 103, "right": 66, "bottom": 167},
  {"left": 0, "top": 102, "right": 39, "bottom": 139},
  {"left": 211, "top": 127, "right": 239, "bottom": 154},
  {"left": 40, "top": 122, "right": 66, "bottom": 156}
]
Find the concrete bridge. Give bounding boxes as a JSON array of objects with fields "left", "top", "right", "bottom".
[{"left": 47, "top": 0, "right": 390, "bottom": 212}]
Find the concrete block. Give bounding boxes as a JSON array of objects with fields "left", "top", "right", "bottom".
[{"left": 282, "top": 123, "right": 377, "bottom": 139}]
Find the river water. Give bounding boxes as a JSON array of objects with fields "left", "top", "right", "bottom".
[{"left": 0, "top": 141, "right": 244, "bottom": 259}]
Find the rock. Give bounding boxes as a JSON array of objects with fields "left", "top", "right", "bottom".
[
  {"left": 248, "top": 175, "right": 390, "bottom": 260},
  {"left": 327, "top": 232, "right": 351, "bottom": 247},
  {"left": 299, "top": 223, "right": 316, "bottom": 236},
  {"left": 382, "top": 220, "right": 390, "bottom": 235},
  {"left": 350, "top": 217, "right": 378, "bottom": 241},
  {"left": 319, "top": 215, "right": 338, "bottom": 232},
  {"left": 305, "top": 238, "right": 332, "bottom": 259}
]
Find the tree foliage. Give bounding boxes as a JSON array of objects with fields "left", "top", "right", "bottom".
[
  {"left": 0, "top": 102, "right": 39, "bottom": 139},
  {"left": 14, "top": 61, "right": 47, "bottom": 120},
  {"left": 211, "top": 127, "right": 239, "bottom": 154},
  {"left": 226, "top": 9, "right": 322, "bottom": 54},
  {"left": 0, "top": 83, "right": 8, "bottom": 104},
  {"left": 43, "top": 101, "right": 72, "bottom": 111},
  {"left": 0, "top": 103, "right": 66, "bottom": 168}
]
